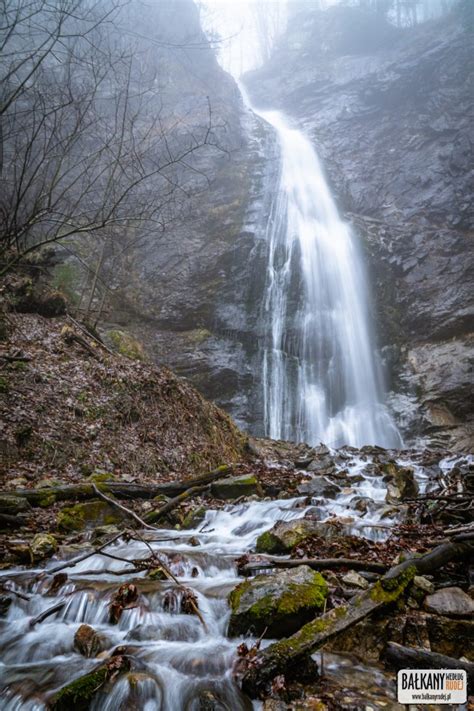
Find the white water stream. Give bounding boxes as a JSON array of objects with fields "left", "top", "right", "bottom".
[
  {"left": 248, "top": 101, "right": 402, "bottom": 449},
  {"left": 0, "top": 449, "right": 412, "bottom": 710}
]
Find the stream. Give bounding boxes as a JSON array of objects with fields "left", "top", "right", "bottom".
[{"left": 1, "top": 448, "right": 462, "bottom": 710}]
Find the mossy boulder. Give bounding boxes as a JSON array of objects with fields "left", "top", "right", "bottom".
[
  {"left": 57, "top": 500, "right": 125, "bottom": 532},
  {"left": 107, "top": 329, "right": 145, "bottom": 360},
  {"left": 0, "top": 495, "right": 31, "bottom": 515},
  {"left": 30, "top": 533, "right": 58, "bottom": 560},
  {"left": 255, "top": 518, "right": 336, "bottom": 554},
  {"left": 182, "top": 506, "right": 206, "bottom": 529},
  {"left": 50, "top": 655, "right": 131, "bottom": 710},
  {"left": 210, "top": 475, "right": 262, "bottom": 500},
  {"left": 228, "top": 565, "right": 328, "bottom": 638}
]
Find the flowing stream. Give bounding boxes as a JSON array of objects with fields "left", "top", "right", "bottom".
[
  {"left": 0, "top": 448, "right": 438, "bottom": 710},
  {"left": 247, "top": 99, "right": 402, "bottom": 450}
]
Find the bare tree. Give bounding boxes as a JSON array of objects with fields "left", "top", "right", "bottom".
[{"left": 0, "top": 0, "right": 223, "bottom": 276}]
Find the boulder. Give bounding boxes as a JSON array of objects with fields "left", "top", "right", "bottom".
[
  {"left": 57, "top": 500, "right": 125, "bottom": 532},
  {"left": 210, "top": 475, "right": 262, "bottom": 500},
  {"left": 74, "top": 624, "right": 106, "bottom": 657},
  {"left": 341, "top": 571, "right": 369, "bottom": 590},
  {"left": 228, "top": 565, "right": 328, "bottom": 638},
  {"left": 0, "top": 495, "right": 31, "bottom": 515},
  {"left": 255, "top": 518, "right": 346, "bottom": 554},
  {"left": 383, "top": 462, "right": 419, "bottom": 501},
  {"left": 182, "top": 506, "right": 206, "bottom": 529},
  {"left": 30, "top": 533, "right": 58, "bottom": 560},
  {"left": 297, "top": 477, "right": 341, "bottom": 498},
  {"left": 423, "top": 587, "right": 474, "bottom": 618}
]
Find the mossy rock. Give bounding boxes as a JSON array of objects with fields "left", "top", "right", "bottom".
[
  {"left": 182, "top": 506, "right": 206, "bottom": 530},
  {"left": 30, "top": 533, "right": 58, "bottom": 560},
  {"left": 0, "top": 495, "right": 31, "bottom": 515},
  {"left": 57, "top": 500, "right": 125, "bottom": 532},
  {"left": 210, "top": 475, "right": 262, "bottom": 500},
  {"left": 107, "top": 329, "right": 145, "bottom": 361},
  {"left": 255, "top": 519, "right": 333, "bottom": 554},
  {"left": 228, "top": 565, "right": 328, "bottom": 638},
  {"left": 49, "top": 667, "right": 109, "bottom": 711}
]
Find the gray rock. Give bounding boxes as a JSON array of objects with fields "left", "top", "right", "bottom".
[
  {"left": 297, "top": 476, "right": 341, "bottom": 498},
  {"left": 342, "top": 571, "right": 369, "bottom": 590},
  {"left": 424, "top": 587, "right": 474, "bottom": 618}
]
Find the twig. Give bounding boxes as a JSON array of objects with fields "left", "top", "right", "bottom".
[
  {"left": 67, "top": 314, "right": 115, "bottom": 356},
  {"left": 92, "top": 483, "right": 158, "bottom": 531},
  {"left": 48, "top": 530, "right": 125, "bottom": 574},
  {"left": 29, "top": 600, "right": 66, "bottom": 626}
]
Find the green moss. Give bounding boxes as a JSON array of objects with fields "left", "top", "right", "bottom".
[
  {"left": 37, "top": 491, "right": 57, "bottom": 507},
  {"left": 0, "top": 376, "right": 8, "bottom": 394},
  {"left": 229, "top": 580, "right": 251, "bottom": 612},
  {"left": 372, "top": 565, "right": 417, "bottom": 600},
  {"left": 57, "top": 500, "right": 122, "bottom": 532},
  {"left": 108, "top": 329, "right": 145, "bottom": 361},
  {"left": 229, "top": 571, "right": 328, "bottom": 637},
  {"left": 89, "top": 472, "right": 116, "bottom": 484},
  {"left": 50, "top": 666, "right": 108, "bottom": 710},
  {"left": 255, "top": 530, "right": 282, "bottom": 554},
  {"left": 277, "top": 572, "right": 328, "bottom": 615},
  {"left": 182, "top": 506, "right": 206, "bottom": 529}
]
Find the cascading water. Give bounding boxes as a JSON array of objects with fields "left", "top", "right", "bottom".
[{"left": 249, "top": 104, "right": 401, "bottom": 449}]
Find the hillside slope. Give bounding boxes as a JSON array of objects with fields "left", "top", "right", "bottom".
[{"left": 0, "top": 310, "right": 247, "bottom": 490}]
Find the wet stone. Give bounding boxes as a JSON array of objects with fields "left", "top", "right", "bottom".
[
  {"left": 297, "top": 476, "right": 341, "bottom": 498},
  {"left": 423, "top": 586, "right": 474, "bottom": 618}
]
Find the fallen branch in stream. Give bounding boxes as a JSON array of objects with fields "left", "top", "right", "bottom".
[
  {"left": 47, "top": 530, "right": 126, "bottom": 574},
  {"left": 238, "top": 556, "right": 387, "bottom": 576},
  {"left": 144, "top": 485, "right": 209, "bottom": 524},
  {"left": 91, "top": 483, "right": 158, "bottom": 530},
  {"left": 384, "top": 642, "right": 474, "bottom": 688},
  {"left": 29, "top": 600, "right": 66, "bottom": 627},
  {"left": 240, "top": 532, "right": 474, "bottom": 698}
]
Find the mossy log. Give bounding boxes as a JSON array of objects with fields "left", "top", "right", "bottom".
[
  {"left": 49, "top": 654, "right": 130, "bottom": 710},
  {"left": 6, "top": 465, "right": 233, "bottom": 508},
  {"left": 384, "top": 642, "right": 474, "bottom": 687},
  {"left": 144, "top": 485, "right": 209, "bottom": 524},
  {"left": 241, "top": 534, "right": 474, "bottom": 698}
]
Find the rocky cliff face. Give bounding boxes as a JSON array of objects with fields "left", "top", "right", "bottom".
[
  {"left": 100, "top": 0, "right": 272, "bottom": 432},
  {"left": 245, "top": 5, "right": 473, "bottom": 450}
]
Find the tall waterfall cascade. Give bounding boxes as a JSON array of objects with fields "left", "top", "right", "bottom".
[{"left": 246, "top": 101, "right": 401, "bottom": 448}]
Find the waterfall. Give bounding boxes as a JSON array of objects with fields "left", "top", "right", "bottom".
[{"left": 247, "top": 104, "right": 401, "bottom": 448}]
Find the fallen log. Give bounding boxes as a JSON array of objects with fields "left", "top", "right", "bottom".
[
  {"left": 144, "top": 485, "right": 209, "bottom": 524},
  {"left": 241, "top": 533, "right": 474, "bottom": 698},
  {"left": 384, "top": 642, "right": 474, "bottom": 688},
  {"left": 239, "top": 556, "right": 387, "bottom": 576},
  {"left": 6, "top": 465, "right": 232, "bottom": 507}
]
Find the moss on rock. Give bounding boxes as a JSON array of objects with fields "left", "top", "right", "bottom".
[
  {"left": 107, "top": 329, "right": 145, "bottom": 361},
  {"left": 57, "top": 500, "right": 124, "bottom": 532},
  {"left": 228, "top": 565, "right": 328, "bottom": 638}
]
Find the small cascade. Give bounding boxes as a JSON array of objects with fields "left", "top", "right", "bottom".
[{"left": 0, "top": 450, "right": 470, "bottom": 709}]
